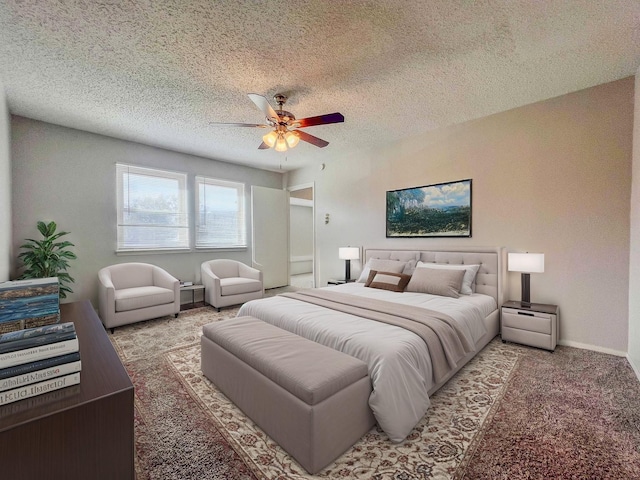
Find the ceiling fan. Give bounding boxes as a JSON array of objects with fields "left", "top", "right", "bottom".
[{"left": 211, "top": 93, "right": 344, "bottom": 152}]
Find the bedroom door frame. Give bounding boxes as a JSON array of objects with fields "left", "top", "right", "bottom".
[{"left": 288, "top": 182, "right": 315, "bottom": 288}]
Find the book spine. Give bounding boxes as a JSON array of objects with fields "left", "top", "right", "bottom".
[
  {"left": 0, "top": 322, "right": 75, "bottom": 344},
  {"left": 0, "top": 330, "right": 77, "bottom": 354},
  {"left": 0, "top": 372, "right": 80, "bottom": 406},
  {"left": 0, "top": 382, "right": 80, "bottom": 416},
  {"left": 0, "top": 352, "right": 81, "bottom": 379},
  {"left": 0, "top": 360, "right": 81, "bottom": 392},
  {"left": 0, "top": 338, "right": 79, "bottom": 369},
  {"left": 0, "top": 331, "right": 77, "bottom": 354}
]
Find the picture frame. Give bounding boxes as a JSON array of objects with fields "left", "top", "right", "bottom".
[{"left": 386, "top": 179, "right": 472, "bottom": 238}]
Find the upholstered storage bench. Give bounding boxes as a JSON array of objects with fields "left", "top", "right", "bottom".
[{"left": 201, "top": 316, "right": 376, "bottom": 474}]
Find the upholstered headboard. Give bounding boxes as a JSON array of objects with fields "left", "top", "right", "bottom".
[{"left": 363, "top": 247, "right": 506, "bottom": 306}]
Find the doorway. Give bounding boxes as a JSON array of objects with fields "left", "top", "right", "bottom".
[{"left": 288, "top": 183, "right": 315, "bottom": 288}]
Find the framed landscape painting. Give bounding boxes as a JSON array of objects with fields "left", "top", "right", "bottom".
[{"left": 386, "top": 179, "right": 472, "bottom": 237}]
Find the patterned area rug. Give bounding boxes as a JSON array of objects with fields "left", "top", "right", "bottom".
[{"left": 109, "top": 306, "right": 640, "bottom": 479}]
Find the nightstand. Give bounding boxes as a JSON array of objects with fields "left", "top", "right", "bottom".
[
  {"left": 327, "top": 279, "right": 355, "bottom": 285},
  {"left": 501, "top": 300, "right": 559, "bottom": 351}
]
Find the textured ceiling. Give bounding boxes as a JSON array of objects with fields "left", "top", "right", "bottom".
[{"left": 1, "top": 1, "right": 639, "bottom": 172}]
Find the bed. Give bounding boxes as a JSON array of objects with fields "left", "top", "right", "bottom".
[{"left": 238, "top": 247, "right": 505, "bottom": 443}]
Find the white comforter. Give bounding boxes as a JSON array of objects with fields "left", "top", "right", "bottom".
[{"left": 237, "top": 283, "right": 494, "bottom": 442}]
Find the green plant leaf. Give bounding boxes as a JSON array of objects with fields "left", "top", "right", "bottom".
[
  {"left": 36, "top": 221, "right": 49, "bottom": 237},
  {"left": 18, "top": 221, "right": 76, "bottom": 299}
]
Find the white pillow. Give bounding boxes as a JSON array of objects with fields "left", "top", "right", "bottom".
[
  {"left": 415, "top": 261, "right": 480, "bottom": 295},
  {"left": 357, "top": 258, "right": 407, "bottom": 283}
]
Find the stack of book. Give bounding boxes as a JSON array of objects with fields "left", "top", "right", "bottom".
[{"left": 0, "top": 322, "right": 81, "bottom": 406}]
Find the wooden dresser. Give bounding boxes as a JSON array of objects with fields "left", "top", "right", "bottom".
[{"left": 0, "top": 300, "right": 134, "bottom": 480}]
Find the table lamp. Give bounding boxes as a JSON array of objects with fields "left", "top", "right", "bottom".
[
  {"left": 338, "top": 247, "right": 360, "bottom": 281},
  {"left": 508, "top": 252, "right": 544, "bottom": 308}
]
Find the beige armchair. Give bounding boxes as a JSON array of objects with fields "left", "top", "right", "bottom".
[
  {"left": 201, "top": 259, "right": 264, "bottom": 311},
  {"left": 98, "top": 262, "right": 180, "bottom": 332}
]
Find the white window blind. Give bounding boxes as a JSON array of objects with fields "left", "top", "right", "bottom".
[
  {"left": 195, "top": 176, "right": 246, "bottom": 248},
  {"left": 116, "top": 164, "right": 189, "bottom": 251}
]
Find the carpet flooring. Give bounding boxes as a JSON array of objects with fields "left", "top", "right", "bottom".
[{"left": 109, "top": 306, "right": 640, "bottom": 479}]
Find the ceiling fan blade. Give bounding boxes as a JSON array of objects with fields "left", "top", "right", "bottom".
[
  {"left": 295, "top": 130, "right": 329, "bottom": 148},
  {"left": 209, "top": 122, "right": 269, "bottom": 128},
  {"left": 258, "top": 141, "right": 270, "bottom": 149},
  {"left": 295, "top": 112, "right": 344, "bottom": 128},
  {"left": 248, "top": 94, "right": 279, "bottom": 122}
]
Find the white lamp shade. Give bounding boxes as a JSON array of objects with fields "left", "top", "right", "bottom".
[
  {"left": 508, "top": 253, "right": 544, "bottom": 273},
  {"left": 274, "top": 135, "right": 288, "bottom": 152},
  {"left": 338, "top": 247, "right": 360, "bottom": 260},
  {"left": 285, "top": 131, "right": 300, "bottom": 148},
  {"left": 262, "top": 130, "right": 278, "bottom": 148}
]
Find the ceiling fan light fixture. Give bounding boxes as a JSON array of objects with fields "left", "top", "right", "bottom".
[
  {"left": 212, "top": 93, "right": 344, "bottom": 151},
  {"left": 262, "top": 130, "right": 278, "bottom": 148},
  {"left": 285, "top": 131, "right": 300, "bottom": 148},
  {"left": 275, "top": 134, "right": 288, "bottom": 152}
]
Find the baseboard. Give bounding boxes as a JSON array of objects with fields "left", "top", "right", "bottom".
[
  {"left": 557, "top": 339, "right": 627, "bottom": 357},
  {"left": 627, "top": 355, "right": 640, "bottom": 382}
]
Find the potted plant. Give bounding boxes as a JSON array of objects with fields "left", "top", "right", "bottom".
[{"left": 18, "top": 221, "right": 77, "bottom": 299}]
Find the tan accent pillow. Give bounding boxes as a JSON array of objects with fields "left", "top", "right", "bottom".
[
  {"left": 416, "top": 261, "right": 480, "bottom": 295},
  {"left": 365, "top": 270, "right": 411, "bottom": 292},
  {"left": 406, "top": 267, "right": 465, "bottom": 298},
  {"left": 357, "top": 258, "right": 407, "bottom": 283}
]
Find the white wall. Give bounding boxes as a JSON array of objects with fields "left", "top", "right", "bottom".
[
  {"left": 0, "top": 81, "right": 10, "bottom": 282},
  {"left": 10, "top": 116, "right": 283, "bottom": 306},
  {"left": 629, "top": 68, "right": 640, "bottom": 375},
  {"left": 289, "top": 77, "right": 634, "bottom": 354}
]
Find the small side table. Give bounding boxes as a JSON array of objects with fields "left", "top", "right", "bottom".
[
  {"left": 180, "top": 284, "right": 205, "bottom": 307},
  {"left": 501, "top": 300, "right": 559, "bottom": 351}
]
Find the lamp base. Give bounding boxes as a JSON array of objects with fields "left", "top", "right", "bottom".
[
  {"left": 521, "top": 273, "right": 531, "bottom": 307},
  {"left": 345, "top": 260, "right": 351, "bottom": 281}
]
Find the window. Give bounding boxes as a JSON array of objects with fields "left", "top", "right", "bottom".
[
  {"left": 116, "top": 164, "right": 189, "bottom": 251},
  {"left": 195, "top": 176, "right": 246, "bottom": 248}
]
